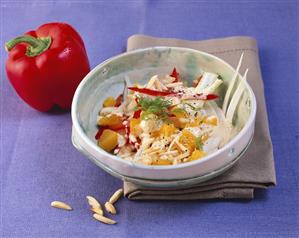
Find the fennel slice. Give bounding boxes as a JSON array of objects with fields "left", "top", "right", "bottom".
[
  {"left": 123, "top": 75, "right": 130, "bottom": 99},
  {"left": 222, "top": 52, "right": 244, "bottom": 114},
  {"left": 195, "top": 72, "right": 218, "bottom": 93},
  {"left": 225, "top": 68, "right": 248, "bottom": 125},
  {"left": 202, "top": 79, "right": 223, "bottom": 94},
  {"left": 204, "top": 101, "right": 218, "bottom": 118},
  {"left": 146, "top": 75, "right": 158, "bottom": 89}
]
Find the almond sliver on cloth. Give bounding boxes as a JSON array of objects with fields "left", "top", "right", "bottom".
[{"left": 123, "top": 35, "right": 276, "bottom": 200}]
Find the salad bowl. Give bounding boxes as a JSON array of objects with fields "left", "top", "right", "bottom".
[{"left": 71, "top": 47, "right": 256, "bottom": 186}]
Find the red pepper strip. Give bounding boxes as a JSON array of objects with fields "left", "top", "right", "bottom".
[
  {"left": 95, "top": 126, "right": 108, "bottom": 140},
  {"left": 170, "top": 67, "right": 180, "bottom": 82},
  {"left": 115, "top": 94, "right": 123, "bottom": 107},
  {"left": 128, "top": 87, "right": 175, "bottom": 96},
  {"left": 134, "top": 137, "right": 141, "bottom": 149},
  {"left": 129, "top": 87, "right": 218, "bottom": 100},
  {"left": 124, "top": 121, "right": 130, "bottom": 144},
  {"left": 133, "top": 109, "right": 142, "bottom": 118},
  {"left": 206, "top": 94, "right": 219, "bottom": 100}
]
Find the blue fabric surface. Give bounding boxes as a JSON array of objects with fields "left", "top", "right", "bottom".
[{"left": 1, "top": 1, "right": 298, "bottom": 237}]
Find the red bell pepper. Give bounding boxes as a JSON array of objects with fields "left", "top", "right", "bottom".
[
  {"left": 115, "top": 94, "right": 123, "bottom": 107},
  {"left": 5, "top": 22, "right": 90, "bottom": 111},
  {"left": 133, "top": 109, "right": 142, "bottom": 118},
  {"left": 95, "top": 126, "right": 107, "bottom": 140},
  {"left": 205, "top": 94, "right": 219, "bottom": 100},
  {"left": 170, "top": 67, "right": 180, "bottom": 82},
  {"left": 95, "top": 123, "right": 126, "bottom": 140},
  {"left": 128, "top": 87, "right": 175, "bottom": 96}
]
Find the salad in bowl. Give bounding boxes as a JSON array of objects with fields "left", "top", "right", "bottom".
[
  {"left": 71, "top": 47, "right": 256, "bottom": 183},
  {"left": 96, "top": 68, "right": 239, "bottom": 166}
]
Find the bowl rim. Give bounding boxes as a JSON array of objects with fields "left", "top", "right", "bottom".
[{"left": 71, "top": 46, "right": 257, "bottom": 170}]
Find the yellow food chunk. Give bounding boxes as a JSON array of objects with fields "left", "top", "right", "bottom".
[
  {"left": 203, "top": 115, "right": 218, "bottom": 126},
  {"left": 189, "top": 150, "right": 206, "bottom": 161},
  {"left": 98, "top": 129, "right": 118, "bottom": 152},
  {"left": 130, "top": 118, "right": 142, "bottom": 136},
  {"left": 186, "top": 117, "right": 203, "bottom": 127},
  {"left": 98, "top": 115, "right": 123, "bottom": 130},
  {"left": 169, "top": 117, "right": 186, "bottom": 129},
  {"left": 201, "top": 133, "right": 209, "bottom": 142},
  {"left": 152, "top": 159, "right": 172, "bottom": 165},
  {"left": 103, "top": 96, "right": 116, "bottom": 107},
  {"left": 159, "top": 124, "right": 178, "bottom": 137},
  {"left": 179, "top": 129, "right": 196, "bottom": 152}
]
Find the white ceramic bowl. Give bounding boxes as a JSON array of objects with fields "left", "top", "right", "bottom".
[{"left": 71, "top": 47, "right": 256, "bottom": 185}]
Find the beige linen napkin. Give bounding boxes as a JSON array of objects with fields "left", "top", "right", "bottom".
[{"left": 124, "top": 35, "right": 276, "bottom": 200}]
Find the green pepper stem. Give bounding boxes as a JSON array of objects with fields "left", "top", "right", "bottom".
[{"left": 5, "top": 35, "right": 52, "bottom": 57}]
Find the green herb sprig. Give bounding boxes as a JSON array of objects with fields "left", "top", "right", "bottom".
[
  {"left": 171, "top": 107, "right": 187, "bottom": 115},
  {"left": 137, "top": 96, "right": 172, "bottom": 120},
  {"left": 195, "top": 137, "right": 203, "bottom": 150}
]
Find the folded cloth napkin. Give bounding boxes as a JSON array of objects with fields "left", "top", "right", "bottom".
[{"left": 123, "top": 35, "right": 276, "bottom": 200}]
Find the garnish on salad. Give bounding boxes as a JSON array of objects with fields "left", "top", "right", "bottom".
[{"left": 95, "top": 68, "right": 236, "bottom": 166}]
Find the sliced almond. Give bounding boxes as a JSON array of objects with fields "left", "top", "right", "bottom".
[
  {"left": 86, "top": 195, "right": 102, "bottom": 209},
  {"left": 143, "top": 147, "right": 160, "bottom": 153},
  {"left": 105, "top": 202, "right": 116, "bottom": 214},
  {"left": 93, "top": 213, "right": 117, "bottom": 225},
  {"left": 51, "top": 201, "right": 72, "bottom": 211},
  {"left": 109, "top": 189, "right": 123, "bottom": 204},
  {"left": 160, "top": 150, "right": 178, "bottom": 156},
  {"left": 90, "top": 207, "right": 104, "bottom": 216}
]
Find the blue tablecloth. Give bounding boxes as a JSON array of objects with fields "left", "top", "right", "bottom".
[{"left": 1, "top": 1, "right": 298, "bottom": 237}]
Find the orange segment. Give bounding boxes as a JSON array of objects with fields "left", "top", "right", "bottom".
[
  {"left": 179, "top": 129, "right": 196, "bottom": 152},
  {"left": 130, "top": 118, "right": 142, "bottom": 136},
  {"left": 152, "top": 159, "right": 172, "bottom": 165},
  {"left": 186, "top": 117, "right": 203, "bottom": 127},
  {"left": 103, "top": 96, "right": 116, "bottom": 107},
  {"left": 189, "top": 150, "right": 206, "bottom": 161},
  {"left": 203, "top": 115, "right": 218, "bottom": 126},
  {"left": 98, "top": 115, "right": 124, "bottom": 130},
  {"left": 98, "top": 129, "right": 118, "bottom": 152},
  {"left": 169, "top": 117, "right": 186, "bottom": 129},
  {"left": 201, "top": 133, "right": 209, "bottom": 142},
  {"left": 158, "top": 124, "right": 178, "bottom": 137}
]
